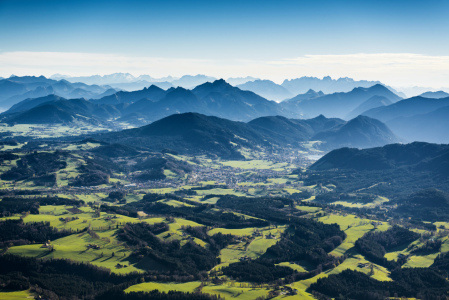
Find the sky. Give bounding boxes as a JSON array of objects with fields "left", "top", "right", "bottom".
[{"left": 1, "top": 0, "right": 449, "bottom": 88}]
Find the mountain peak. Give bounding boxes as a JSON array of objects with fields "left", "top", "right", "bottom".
[{"left": 211, "top": 78, "right": 229, "bottom": 86}]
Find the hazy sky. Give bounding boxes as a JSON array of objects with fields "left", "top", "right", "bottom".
[{"left": 1, "top": 0, "right": 449, "bottom": 87}]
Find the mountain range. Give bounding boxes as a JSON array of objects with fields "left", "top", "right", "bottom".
[
  {"left": 0, "top": 76, "right": 117, "bottom": 111},
  {"left": 419, "top": 91, "right": 449, "bottom": 99},
  {"left": 0, "top": 79, "right": 284, "bottom": 125},
  {"left": 93, "top": 112, "right": 399, "bottom": 158},
  {"left": 281, "top": 76, "right": 406, "bottom": 97},
  {"left": 281, "top": 84, "right": 402, "bottom": 119},
  {"left": 2, "top": 75, "right": 449, "bottom": 145},
  {"left": 237, "top": 80, "right": 293, "bottom": 101},
  {"left": 49, "top": 73, "right": 410, "bottom": 97}
]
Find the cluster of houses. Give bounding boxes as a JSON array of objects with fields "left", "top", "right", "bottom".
[
  {"left": 42, "top": 241, "right": 51, "bottom": 248},
  {"left": 86, "top": 244, "right": 101, "bottom": 250},
  {"left": 239, "top": 256, "right": 252, "bottom": 262},
  {"left": 269, "top": 285, "right": 298, "bottom": 297},
  {"left": 59, "top": 216, "right": 79, "bottom": 222},
  {"left": 104, "top": 215, "right": 119, "bottom": 221},
  {"left": 251, "top": 231, "right": 277, "bottom": 239}
]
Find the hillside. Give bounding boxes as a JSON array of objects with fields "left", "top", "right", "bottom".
[
  {"left": 93, "top": 85, "right": 167, "bottom": 105},
  {"left": 362, "top": 96, "right": 449, "bottom": 122},
  {"left": 6, "top": 94, "right": 66, "bottom": 113},
  {"left": 311, "top": 115, "right": 400, "bottom": 150},
  {"left": 283, "top": 89, "right": 324, "bottom": 103},
  {"left": 386, "top": 105, "right": 449, "bottom": 143},
  {"left": 281, "top": 76, "right": 389, "bottom": 95},
  {"left": 0, "top": 76, "right": 114, "bottom": 109},
  {"left": 96, "top": 112, "right": 270, "bottom": 159},
  {"left": 345, "top": 95, "right": 392, "bottom": 120},
  {"left": 7, "top": 104, "right": 77, "bottom": 124},
  {"left": 419, "top": 91, "right": 449, "bottom": 99},
  {"left": 237, "top": 80, "right": 293, "bottom": 101},
  {"left": 248, "top": 116, "right": 314, "bottom": 145},
  {"left": 282, "top": 84, "right": 401, "bottom": 119},
  {"left": 310, "top": 142, "right": 449, "bottom": 172},
  {"left": 247, "top": 114, "right": 345, "bottom": 147},
  {"left": 95, "top": 112, "right": 398, "bottom": 158},
  {"left": 2, "top": 97, "right": 121, "bottom": 125},
  {"left": 120, "top": 79, "right": 285, "bottom": 123}
]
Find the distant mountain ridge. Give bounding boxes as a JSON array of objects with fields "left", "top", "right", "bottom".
[
  {"left": 237, "top": 80, "right": 293, "bottom": 102},
  {"left": 281, "top": 84, "right": 402, "bottom": 119},
  {"left": 1, "top": 79, "right": 286, "bottom": 125},
  {"left": 281, "top": 76, "right": 405, "bottom": 97},
  {"left": 419, "top": 91, "right": 449, "bottom": 99},
  {"left": 312, "top": 115, "right": 401, "bottom": 150},
  {"left": 9, "top": 76, "right": 449, "bottom": 146},
  {"left": 346, "top": 95, "right": 392, "bottom": 120},
  {"left": 0, "top": 76, "right": 116, "bottom": 110},
  {"left": 283, "top": 89, "right": 325, "bottom": 103}
]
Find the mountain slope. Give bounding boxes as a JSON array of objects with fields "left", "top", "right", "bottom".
[
  {"left": 237, "top": 80, "right": 293, "bottom": 102},
  {"left": 312, "top": 115, "right": 400, "bottom": 150},
  {"left": 171, "top": 75, "right": 217, "bottom": 89},
  {"left": 283, "top": 89, "right": 324, "bottom": 103},
  {"left": 419, "top": 91, "right": 449, "bottom": 99},
  {"left": 362, "top": 96, "right": 449, "bottom": 123},
  {"left": 310, "top": 142, "right": 449, "bottom": 172},
  {"left": 191, "top": 80, "right": 284, "bottom": 121},
  {"left": 248, "top": 116, "right": 315, "bottom": 145},
  {"left": 0, "top": 76, "right": 115, "bottom": 109},
  {"left": 93, "top": 85, "right": 167, "bottom": 105},
  {"left": 282, "top": 84, "right": 402, "bottom": 119},
  {"left": 6, "top": 94, "right": 66, "bottom": 113},
  {"left": 121, "top": 79, "right": 285, "bottom": 123},
  {"left": 346, "top": 95, "right": 392, "bottom": 120},
  {"left": 386, "top": 105, "right": 449, "bottom": 143},
  {"left": 6, "top": 104, "right": 77, "bottom": 124},
  {"left": 96, "top": 112, "right": 270, "bottom": 159},
  {"left": 2, "top": 97, "right": 121, "bottom": 124},
  {"left": 302, "top": 114, "right": 346, "bottom": 133},
  {"left": 281, "top": 76, "right": 403, "bottom": 95}
]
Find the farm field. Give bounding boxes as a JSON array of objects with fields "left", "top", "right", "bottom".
[
  {"left": 0, "top": 289, "right": 35, "bottom": 300},
  {"left": 0, "top": 143, "right": 447, "bottom": 300}
]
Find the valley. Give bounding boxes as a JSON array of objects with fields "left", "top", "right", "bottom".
[
  {"left": 0, "top": 76, "right": 448, "bottom": 300},
  {"left": 1, "top": 128, "right": 449, "bottom": 299}
]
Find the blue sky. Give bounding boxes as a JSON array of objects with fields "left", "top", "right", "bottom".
[{"left": 1, "top": 0, "right": 449, "bottom": 87}]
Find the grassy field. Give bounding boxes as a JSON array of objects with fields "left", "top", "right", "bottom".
[
  {"left": 318, "top": 213, "right": 390, "bottom": 257},
  {"left": 331, "top": 196, "right": 389, "bottom": 208},
  {"left": 0, "top": 289, "right": 35, "bottom": 300},
  {"left": 212, "top": 227, "right": 285, "bottom": 265},
  {"left": 0, "top": 123, "right": 112, "bottom": 138},
  {"left": 202, "top": 284, "right": 269, "bottom": 300},
  {"left": 125, "top": 281, "right": 201, "bottom": 293},
  {"left": 126, "top": 281, "right": 271, "bottom": 300},
  {"left": 276, "top": 262, "right": 308, "bottom": 273},
  {"left": 195, "top": 188, "right": 246, "bottom": 197},
  {"left": 4, "top": 206, "right": 215, "bottom": 273},
  {"left": 7, "top": 229, "right": 141, "bottom": 274},
  {"left": 220, "top": 160, "right": 293, "bottom": 170},
  {"left": 292, "top": 253, "right": 392, "bottom": 295}
]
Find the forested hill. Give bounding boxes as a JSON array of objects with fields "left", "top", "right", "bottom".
[{"left": 310, "top": 142, "right": 449, "bottom": 173}]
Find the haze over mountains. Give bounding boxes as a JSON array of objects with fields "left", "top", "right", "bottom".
[
  {"left": 1, "top": 74, "right": 449, "bottom": 147},
  {"left": 0, "top": 76, "right": 117, "bottom": 111},
  {"left": 49, "top": 73, "right": 410, "bottom": 100}
]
